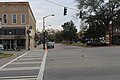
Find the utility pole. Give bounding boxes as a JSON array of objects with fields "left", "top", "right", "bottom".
[
  {"left": 27, "top": 29, "right": 31, "bottom": 50},
  {"left": 43, "top": 14, "right": 55, "bottom": 50},
  {"left": 109, "top": 21, "right": 112, "bottom": 45}
]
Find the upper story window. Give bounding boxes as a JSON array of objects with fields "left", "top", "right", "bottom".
[
  {"left": 2, "top": 14, "right": 7, "bottom": 24},
  {"left": 12, "top": 14, "right": 17, "bottom": 24},
  {"left": 21, "top": 14, "right": 26, "bottom": 24}
]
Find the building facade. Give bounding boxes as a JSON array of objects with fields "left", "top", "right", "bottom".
[{"left": 0, "top": 2, "right": 36, "bottom": 50}]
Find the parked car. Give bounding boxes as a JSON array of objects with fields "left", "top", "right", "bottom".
[
  {"left": 0, "top": 44, "right": 4, "bottom": 52},
  {"left": 87, "top": 41, "right": 107, "bottom": 46},
  {"left": 46, "top": 41, "right": 54, "bottom": 48}
]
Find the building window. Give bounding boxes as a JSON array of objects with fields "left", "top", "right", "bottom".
[
  {"left": 21, "top": 14, "right": 26, "bottom": 24},
  {"left": 17, "top": 39, "right": 25, "bottom": 46},
  {"left": 2, "top": 14, "right": 7, "bottom": 24},
  {"left": 12, "top": 14, "right": 17, "bottom": 24},
  {"left": 16, "top": 28, "right": 25, "bottom": 35},
  {"left": 0, "top": 27, "right": 25, "bottom": 35}
]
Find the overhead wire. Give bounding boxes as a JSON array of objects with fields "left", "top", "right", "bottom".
[
  {"left": 45, "top": 0, "right": 79, "bottom": 11},
  {"left": 45, "top": 0, "right": 81, "bottom": 31}
]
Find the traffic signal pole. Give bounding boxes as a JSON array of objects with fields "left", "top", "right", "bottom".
[{"left": 43, "top": 17, "right": 45, "bottom": 50}]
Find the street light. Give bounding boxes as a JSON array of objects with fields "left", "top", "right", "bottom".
[
  {"left": 27, "top": 29, "right": 31, "bottom": 50},
  {"left": 109, "top": 21, "right": 112, "bottom": 45},
  {"left": 43, "top": 14, "right": 55, "bottom": 50}
]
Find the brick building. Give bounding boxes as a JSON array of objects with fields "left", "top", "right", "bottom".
[{"left": 0, "top": 2, "right": 36, "bottom": 50}]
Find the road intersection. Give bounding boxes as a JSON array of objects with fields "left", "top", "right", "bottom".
[{"left": 1, "top": 44, "right": 120, "bottom": 80}]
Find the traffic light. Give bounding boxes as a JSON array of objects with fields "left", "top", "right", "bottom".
[{"left": 63, "top": 7, "right": 67, "bottom": 15}]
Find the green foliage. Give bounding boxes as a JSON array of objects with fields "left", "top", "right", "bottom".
[
  {"left": 45, "top": 28, "right": 55, "bottom": 42},
  {"left": 76, "top": 0, "right": 120, "bottom": 38},
  {"left": 55, "top": 31, "right": 63, "bottom": 43},
  {"left": 85, "top": 14, "right": 106, "bottom": 38},
  {"left": 47, "top": 34, "right": 55, "bottom": 42},
  {"left": 0, "top": 53, "right": 14, "bottom": 59},
  {"left": 45, "top": 28, "right": 64, "bottom": 43},
  {"left": 61, "top": 20, "right": 77, "bottom": 43}
]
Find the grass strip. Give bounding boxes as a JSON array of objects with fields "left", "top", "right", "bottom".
[{"left": 0, "top": 53, "right": 14, "bottom": 59}]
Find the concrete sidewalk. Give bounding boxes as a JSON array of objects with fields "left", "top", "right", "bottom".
[{"left": 33, "top": 45, "right": 43, "bottom": 51}]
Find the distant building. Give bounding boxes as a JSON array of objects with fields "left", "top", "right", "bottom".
[
  {"left": 112, "top": 24, "right": 120, "bottom": 45},
  {"left": 0, "top": 2, "right": 36, "bottom": 50}
]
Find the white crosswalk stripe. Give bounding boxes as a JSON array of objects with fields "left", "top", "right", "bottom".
[
  {"left": 10, "top": 62, "right": 41, "bottom": 65},
  {"left": 0, "top": 75, "right": 37, "bottom": 80},
  {"left": 0, "top": 67, "right": 40, "bottom": 71},
  {"left": 17, "top": 58, "right": 42, "bottom": 61},
  {"left": 1, "top": 78, "right": 36, "bottom": 80},
  {"left": 0, "top": 50, "right": 45, "bottom": 80}
]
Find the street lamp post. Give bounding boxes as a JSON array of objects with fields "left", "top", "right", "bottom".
[
  {"left": 27, "top": 29, "right": 31, "bottom": 50},
  {"left": 43, "top": 14, "right": 54, "bottom": 50},
  {"left": 109, "top": 21, "right": 112, "bottom": 45}
]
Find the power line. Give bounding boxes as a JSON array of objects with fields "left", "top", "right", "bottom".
[{"left": 45, "top": 0, "right": 79, "bottom": 11}]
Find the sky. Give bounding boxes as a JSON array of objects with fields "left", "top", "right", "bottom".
[{"left": 0, "top": 0, "right": 81, "bottom": 32}]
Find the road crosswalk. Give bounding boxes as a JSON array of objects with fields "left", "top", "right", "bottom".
[{"left": 0, "top": 50, "right": 45, "bottom": 80}]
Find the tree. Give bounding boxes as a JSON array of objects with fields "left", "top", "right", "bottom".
[
  {"left": 61, "top": 20, "right": 77, "bottom": 43},
  {"left": 84, "top": 14, "right": 106, "bottom": 38},
  {"left": 55, "top": 30, "right": 63, "bottom": 43},
  {"left": 76, "top": 0, "right": 120, "bottom": 37},
  {"left": 45, "top": 28, "right": 55, "bottom": 42},
  {"left": 45, "top": 28, "right": 64, "bottom": 42}
]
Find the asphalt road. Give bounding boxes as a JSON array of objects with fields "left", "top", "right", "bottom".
[
  {"left": 1, "top": 44, "right": 120, "bottom": 80},
  {"left": 44, "top": 44, "right": 120, "bottom": 80},
  {"left": 0, "top": 47, "right": 44, "bottom": 80}
]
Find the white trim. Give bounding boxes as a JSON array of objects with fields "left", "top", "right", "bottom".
[
  {"left": 1, "top": 24, "right": 29, "bottom": 27},
  {"left": 21, "top": 14, "right": 26, "bottom": 24},
  {"left": 2, "top": 14, "right": 8, "bottom": 24},
  {"left": 12, "top": 14, "right": 17, "bottom": 24}
]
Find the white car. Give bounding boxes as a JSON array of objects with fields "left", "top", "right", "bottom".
[
  {"left": 46, "top": 42, "right": 54, "bottom": 48},
  {"left": 0, "top": 44, "right": 4, "bottom": 52}
]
